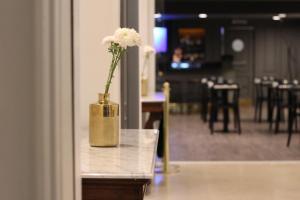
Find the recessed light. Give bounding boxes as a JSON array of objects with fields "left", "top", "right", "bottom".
[
  {"left": 278, "top": 13, "right": 287, "bottom": 18},
  {"left": 154, "top": 13, "right": 162, "bottom": 19},
  {"left": 272, "top": 16, "right": 280, "bottom": 21},
  {"left": 198, "top": 13, "right": 208, "bottom": 19}
]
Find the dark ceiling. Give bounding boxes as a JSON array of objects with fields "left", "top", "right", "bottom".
[{"left": 156, "top": 0, "right": 300, "bottom": 14}]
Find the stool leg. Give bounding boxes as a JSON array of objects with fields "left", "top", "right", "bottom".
[
  {"left": 275, "top": 107, "right": 281, "bottom": 134},
  {"left": 295, "top": 112, "right": 298, "bottom": 132},
  {"left": 269, "top": 104, "right": 273, "bottom": 131},
  {"left": 234, "top": 107, "right": 238, "bottom": 129},
  {"left": 258, "top": 100, "right": 263, "bottom": 123},
  {"left": 236, "top": 105, "right": 242, "bottom": 134},
  {"left": 254, "top": 99, "right": 258, "bottom": 122},
  {"left": 200, "top": 101, "right": 206, "bottom": 122},
  {"left": 209, "top": 104, "right": 216, "bottom": 134},
  {"left": 287, "top": 108, "right": 294, "bottom": 147},
  {"left": 204, "top": 100, "right": 208, "bottom": 122}
]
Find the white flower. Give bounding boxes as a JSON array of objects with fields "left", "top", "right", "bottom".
[
  {"left": 102, "top": 35, "right": 116, "bottom": 45},
  {"left": 143, "top": 45, "right": 155, "bottom": 56},
  {"left": 102, "top": 28, "right": 142, "bottom": 94},
  {"left": 113, "top": 28, "right": 142, "bottom": 48},
  {"left": 141, "top": 45, "right": 155, "bottom": 78}
]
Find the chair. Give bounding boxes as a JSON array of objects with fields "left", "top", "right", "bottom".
[
  {"left": 287, "top": 87, "right": 300, "bottom": 146},
  {"left": 200, "top": 78, "right": 210, "bottom": 122},
  {"left": 253, "top": 77, "right": 271, "bottom": 122},
  {"left": 200, "top": 77, "right": 220, "bottom": 122},
  {"left": 209, "top": 83, "right": 241, "bottom": 134},
  {"left": 287, "top": 86, "right": 300, "bottom": 146},
  {"left": 272, "top": 80, "right": 293, "bottom": 133}
]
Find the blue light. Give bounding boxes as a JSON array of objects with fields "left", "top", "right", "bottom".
[
  {"left": 154, "top": 13, "right": 162, "bottom": 19},
  {"left": 154, "top": 27, "right": 167, "bottom": 53},
  {"left": 180, "top": 62, "right": 190, "bottom": 69},
  {"left": 220, "top": 27, "right": 225, "bottom": 35},
  {"left": 171, "top": 62, "right": 190, "bottom": 69},
  {"left": 171, "top": 62, "right": 179, "bottom": 69}
]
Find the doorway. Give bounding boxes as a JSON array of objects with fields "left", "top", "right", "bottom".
[
  {"left": 153, "top": 2, "right": 300, "bottom": 162},
  {"left": 225, "top": 26, "right": 254, "bottom": 99}
]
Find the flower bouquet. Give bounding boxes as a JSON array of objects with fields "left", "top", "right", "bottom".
[
  {"left": 141, "top": 45, "right": 155, "bottom": 96},
  {"left": 89, "top": 28, "right": 141, "bottom": 147}
]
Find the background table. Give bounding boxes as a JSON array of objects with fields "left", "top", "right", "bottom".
[{"left": 141, "top": 83, "right": 170, "bottom": 173}]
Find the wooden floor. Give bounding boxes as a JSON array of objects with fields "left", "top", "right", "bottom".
[{"left": 169, "top": 106, "right": 300, "bottom": 161}]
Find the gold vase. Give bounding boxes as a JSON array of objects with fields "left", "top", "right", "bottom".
[
  {"left": 89, "top": 93, "right": 119, "bottom": 147},
  {"left": 141, "top": 78, "right": 148, "bottom": 96}
]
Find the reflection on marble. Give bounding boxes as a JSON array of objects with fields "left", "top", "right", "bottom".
[{"left": 81, "top": 129, "right": 159, "bottom": 179}]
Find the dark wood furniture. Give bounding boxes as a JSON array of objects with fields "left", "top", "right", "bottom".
[
  {"left": 82, "top": 179, "right": 149, "bottom": 200},
  {"left": 142, "top": 93, "right": 165, "bottom": 158}
]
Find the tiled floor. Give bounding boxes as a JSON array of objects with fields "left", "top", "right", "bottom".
[
  {"left": 169, "top": 107, "right": 300, "bottom": 161},
  {"left": 145, "top": 162, "right": 300, "bottom": 200}
]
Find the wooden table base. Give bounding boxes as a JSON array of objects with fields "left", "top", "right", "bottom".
[{"left": 82, "top": 178, "right": 150, "bottom": 200}]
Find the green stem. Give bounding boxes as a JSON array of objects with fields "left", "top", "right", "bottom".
[{"left": 104, "top": 47, "right": 124, "bottom": 94}]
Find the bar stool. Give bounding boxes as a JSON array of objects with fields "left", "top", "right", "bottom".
[
  {"left": 254, "top": 76, "right": 276, "bottom": 122},
  {"left": 287, "top": 86, "right": 300, "bottom": 146},
  {"left": 209, "top": 83, "right": 241, "bottom": 134},
  {"left": 200, "top": 77, "right": 222, "bottom": 122},
  {"left": 200, "top": 78, "right": 209, "bottom": 122},
  {"left": 254, "top": 78, "right": 266, "bottom": 122},
  {"left": 272, "top": 79, "right": 294, "bottom": 133}
]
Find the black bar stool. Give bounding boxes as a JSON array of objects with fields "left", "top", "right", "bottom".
[
  {"left": 271, "top": 80, "right": 293, "bottom": 133},
  {"left": 253, "top": 76, "right": 274, "bottom": 122},
  {"left": 209, "top": 83, "right": 241, "bottom": 134},
  {"left": 287, "top": 84, "right": 300, "bottom": 146},
  {"left": 200, "top": 78, "right": 209, "bottom": 122},
  {"left": 200, "top": 77, "right": 224, "bottom": 122}
]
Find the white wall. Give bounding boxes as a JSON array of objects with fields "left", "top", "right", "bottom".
[
  {"left": 79, "top": 0, "right": 120, "bottom": 129},
  {"left": 139, "top": 0, "right": 155, "bottom": 96},
  {"left": 139, "top": 0, "right": 155, "bottom": 128},
  {"left": 0, "top": 0, "right": 35, "bottom": 199}
]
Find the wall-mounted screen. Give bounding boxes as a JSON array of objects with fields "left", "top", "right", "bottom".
[{"left": 154, "top": 27, "right": 167, "bottom": 53}]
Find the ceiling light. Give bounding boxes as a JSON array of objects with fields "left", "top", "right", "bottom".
[
  {"left": 198, "top": 13, "right": 208, "bottom": 18},
  {"left": 154, "top": 13, "right": 162, "bottom": 19},
  {"left": 278, "top": 13, "right": 287, "bottom": 18},
  {"left": 272, "top": 16, "right": 280, "bottom": 21}
]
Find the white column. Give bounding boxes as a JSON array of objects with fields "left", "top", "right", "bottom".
[
  {"left": 78, "top": 0, "right": 121, "bottom": 130},
  {"left": 139, "top": 0, "right": 155, "bottom": 128}
]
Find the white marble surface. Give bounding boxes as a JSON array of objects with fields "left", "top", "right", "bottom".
[
  {"left": 81, "top": 129, "right": 159, "bottom": 179},
  {"left": 141, "top": 92, "right": 165, "bottom": 103}
]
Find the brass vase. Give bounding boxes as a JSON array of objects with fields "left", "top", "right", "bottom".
[
  {"left": 141, "top": 78, "right": 148, "bottom": 96},
  {"left": 89, "top": 93, "right": 119, "bottom": 147}
]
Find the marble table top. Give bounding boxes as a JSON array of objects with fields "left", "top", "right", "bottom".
[
  {"left": 81, "top": 129, "right": 159, "bottom": 179},
  {"left": 141, "top": 92, "right": 165, "bottom": 103}
]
